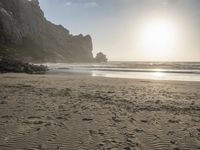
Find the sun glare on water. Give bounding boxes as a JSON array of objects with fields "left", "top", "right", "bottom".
[{"left": 136, "top": 18, "right": 179, "bottom": 60}]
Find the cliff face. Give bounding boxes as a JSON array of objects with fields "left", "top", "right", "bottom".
[{"left": 0, "top": 0, "right": 94, "bottom": 62}]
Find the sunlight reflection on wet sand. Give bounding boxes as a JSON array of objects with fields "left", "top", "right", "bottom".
[{"left": 92, "top": 71, "right": 200, "bottom": 81}]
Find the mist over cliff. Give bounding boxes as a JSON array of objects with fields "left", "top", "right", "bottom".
[{"left": 0, "top": 0, "right": 94, "bottom": 62}]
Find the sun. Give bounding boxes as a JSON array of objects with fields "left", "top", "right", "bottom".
[{"left": 137, "top": 18, "right": 179, "bottom": 60}]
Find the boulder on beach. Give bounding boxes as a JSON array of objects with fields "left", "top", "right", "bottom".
[{"left": 0, "top": 56, "right": 48, "bottom": 74}]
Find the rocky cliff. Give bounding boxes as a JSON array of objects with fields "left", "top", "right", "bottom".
[{"left": 0, "top": 0, "right": 94, "bottom": 62}]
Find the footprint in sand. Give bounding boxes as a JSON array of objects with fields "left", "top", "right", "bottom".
[
  {"left": 82, "top": 118, "right": 93, "bottom": 121},
  {"left": 0, "top": 101, "right": 7, "bottom": 104},
  {"left": 1, "top": 115, "right": 13, "bottom": 119}
]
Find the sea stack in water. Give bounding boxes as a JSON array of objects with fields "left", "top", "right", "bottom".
[
  {"left": 95, "top": 52, "right": 108, "bottom": 63},
  {"left": 0, "top": 0, "right": 93, "bottom": 62}
]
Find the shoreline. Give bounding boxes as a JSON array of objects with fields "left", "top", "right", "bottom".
[
  {"left": 2, "top": 72, "right": 200, "bottom": 83},
  {"left": 0, "top": 73, "right": 199, "bottom": 149}
]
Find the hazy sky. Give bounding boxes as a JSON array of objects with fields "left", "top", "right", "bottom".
[{"left": 39, "top": 0, "right": 200, "bottom": 61}]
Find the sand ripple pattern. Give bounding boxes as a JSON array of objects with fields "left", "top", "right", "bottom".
[{"left": 0, "top": 74, "right": 200, "bottom": 149}]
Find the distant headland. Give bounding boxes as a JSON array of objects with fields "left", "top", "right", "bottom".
[{"left": 0, "top": 0, "right": 107, "bottom": 63}]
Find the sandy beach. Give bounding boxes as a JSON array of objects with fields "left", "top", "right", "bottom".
[{"left": 0, "top": 73, "right": 200, "bottom": 150}]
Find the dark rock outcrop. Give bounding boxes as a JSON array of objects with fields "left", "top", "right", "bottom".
[
  {"left": 95, "top": 52, "right": 108, "bottom": 63},
  {"left": 0, "top": 56, "right": 48, "bottom": 74},
  {"left": 0, "top": 0, "right": 93, "bottom": 62}
]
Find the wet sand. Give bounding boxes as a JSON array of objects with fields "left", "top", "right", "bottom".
[{"left": 0, "top": 73, "right": 200, "bottom": 150}]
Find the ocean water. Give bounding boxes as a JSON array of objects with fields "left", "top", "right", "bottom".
[{"left": 45, "top": 62, "right": 200, "bottom": 82}]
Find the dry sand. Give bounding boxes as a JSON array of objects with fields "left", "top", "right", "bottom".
[{"left": 0, "top": 73, "right": 200, "bottom": 150}]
